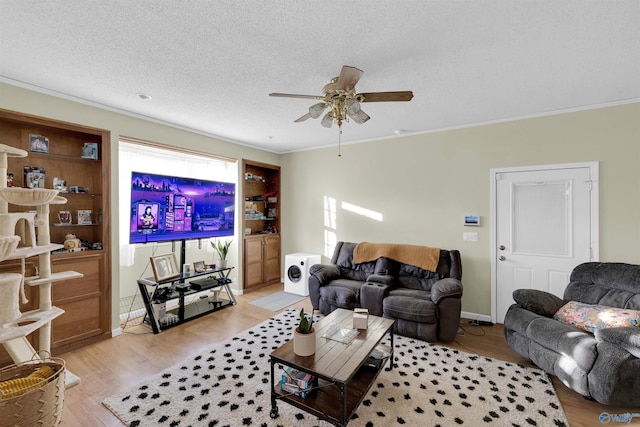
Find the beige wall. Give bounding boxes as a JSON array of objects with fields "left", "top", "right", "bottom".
[
  {"left": 281, "top": 102, "right": 640, "bottom": 317},
  {"left": 2, "top": 82, "right": 639, "bottom": 325},
  {"left": 0, "top": 83, "right": 280, "bottom": 330}
]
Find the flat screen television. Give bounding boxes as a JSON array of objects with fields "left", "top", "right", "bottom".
[{"left": 129, "top": 171, "right": 235, "bottom": 244}]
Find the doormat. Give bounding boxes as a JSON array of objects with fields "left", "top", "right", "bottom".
[
  {"left": 103, "top": 310, "right": 568, "bottom": 427},
  {"left": 248, "top": 291, "right": 307, "bottom": 311}
]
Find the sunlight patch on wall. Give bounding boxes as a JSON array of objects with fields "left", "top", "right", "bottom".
[
  {"left": 324, "top": 196, "right": 337, "bottom": 229},
  {"left": 324, "top": 230, "right": 337, "bottom": 258},
  {"left": 324, "top": 196, "right": 337, "bottom": 257},
  {"left": 341, "top": 201, "right": 383, "bottom": 222}
]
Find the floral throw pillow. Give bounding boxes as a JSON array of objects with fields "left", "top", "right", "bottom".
[{"left": 553, "top": 301, "right": 640, "bottom": 333}]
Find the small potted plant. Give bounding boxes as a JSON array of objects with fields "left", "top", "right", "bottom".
[
  {"left": 293, "top": 308, "right": 316, "bottom": 356},
  {"left": 211, "top": 239, "right": 232, "bottom": 268}
]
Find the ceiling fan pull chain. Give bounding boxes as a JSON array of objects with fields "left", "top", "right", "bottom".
[{"left": 338, "top": 125, "right": 342, "bottom": 157}]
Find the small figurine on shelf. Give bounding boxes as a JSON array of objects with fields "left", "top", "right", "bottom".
[
  {"left": 64, "top": 233, "right": 85, "bottom": 252},
  {"left": 53, "top": 177, "right": 67, "bottom": 192}
]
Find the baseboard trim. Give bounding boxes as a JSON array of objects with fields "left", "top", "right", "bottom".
[{"left": 461, "top": 311, "right": 493, "bottom": 324}]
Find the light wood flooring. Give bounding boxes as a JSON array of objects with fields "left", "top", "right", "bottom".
[{"left": 57, "top": 283, "right": 632, "bottom": 426}]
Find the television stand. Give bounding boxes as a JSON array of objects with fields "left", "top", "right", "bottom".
[{"left": 137, "top": 266, "right": 235, "bottom": 334}]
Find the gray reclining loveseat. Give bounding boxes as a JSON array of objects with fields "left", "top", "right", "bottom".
[
  {"left": 504, "top": 262, "right": 640, "bottom": 407},
  {"left": 308, "top": 241, "right": 463, "bottom": 342}
]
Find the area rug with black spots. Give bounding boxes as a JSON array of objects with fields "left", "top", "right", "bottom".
[{"left": 103, "top": 310, "right": 568, "bottom": 426}]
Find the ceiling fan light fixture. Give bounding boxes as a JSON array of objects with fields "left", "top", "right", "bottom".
[
  {"left": 345, "top": 99, "right": 360, "bottom": 115},
  {"left": 321, "top": 112, "right": 334, "bottom": 128},
  {"left": 308, "top": 102, "right": 326, "bottom": 119},
  {"left": 348, "top": 108, "right": 370, "bottom": 124}
]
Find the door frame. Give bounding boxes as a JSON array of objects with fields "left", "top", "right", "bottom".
[{"left": 489, "top": 161, "right": 599, "bottom": 323}]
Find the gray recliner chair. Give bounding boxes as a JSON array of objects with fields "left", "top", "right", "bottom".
[
  {"left": 504, "top": 262, "right": 640, "bottom": 407},
  {"left": 308, "top": 241, "right": 463, "bottom": 342}
]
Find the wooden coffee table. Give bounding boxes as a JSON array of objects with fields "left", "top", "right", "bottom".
[{"left": 269, "top": 308, "right": 394, "bottom": 426}]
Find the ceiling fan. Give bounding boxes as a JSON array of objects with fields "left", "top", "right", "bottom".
[{"left": 269, "top": 65, "right": 414, "bottom": 130}]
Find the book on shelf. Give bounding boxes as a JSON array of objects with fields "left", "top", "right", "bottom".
[
  {"left": 24, "top": 166, "right": 45, "bottom": 189},
  {"left": 280, "top": 367, "right": 317, "bottom": 398}
]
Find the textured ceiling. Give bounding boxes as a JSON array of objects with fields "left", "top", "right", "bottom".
[{"left": 1, "top": 1, "right": 639, "bottom": 153}]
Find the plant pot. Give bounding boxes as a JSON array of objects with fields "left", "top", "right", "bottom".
[
  {"left": 293, "top": 327, "right": 316, "bottom": 356},
  {"left": 217, "top": 259, "right": 228, "bottom": 269}
]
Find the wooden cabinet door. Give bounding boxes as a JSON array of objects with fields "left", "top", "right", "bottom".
[
  {"left": 244, "top": 237, "right": 264, "bottom": 289},
  {"left": 51, "top": 253, "right": 108, "bottom": 350},
  {"left": 243, "top": 234, "right": 281, "bottom": 289},
  {"left": 263, "top": 235, "right": 280, "bottom": 284}
]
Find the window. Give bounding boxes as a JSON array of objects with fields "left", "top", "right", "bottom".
[{"left": 118, "top": 139, "right": 237, "bottom": 264}]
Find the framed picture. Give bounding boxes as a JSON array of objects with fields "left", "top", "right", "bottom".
[
  {"left": 82, "top": 142, "right": 99, "bottom": 160},
  {"left": 58, "top": 210, "right": 72, "bottom": 225},
  {"left": 29, "top": 134, "right": 49, "bottom": 153},
  {"left": 193, "top": 260, "right": 206, "bottom": 273},
  {"left": 150, "top": 254, "right": 180, "bottom": 282},
  {"left": 76, "top": 209, "right": 92, "bottom": 225}
]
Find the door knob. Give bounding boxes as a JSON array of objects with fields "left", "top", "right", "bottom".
[
  {"left": 499, "top": 256, "right": 506, "bottom": 261},
  {"left": 499, "top": 245, "right": 506, "bottom": 250}
]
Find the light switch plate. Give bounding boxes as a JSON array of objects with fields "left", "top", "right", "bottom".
[{"left": 463, "top": 232, "right": 478, "bottom": 242}]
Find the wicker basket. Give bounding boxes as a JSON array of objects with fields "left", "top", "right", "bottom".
[{"left": 0, "top": 357, "right": 65, "bottom": 427}]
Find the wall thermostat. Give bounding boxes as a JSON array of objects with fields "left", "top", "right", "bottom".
[{"left": 464, "top": 215, "right": 480, "bottom": 226}]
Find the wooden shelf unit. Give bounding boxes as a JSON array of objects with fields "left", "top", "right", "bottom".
[
  {"left": 242, "top": 160, "right": 281, "bottom": 290},
  {"left": 0, "top": 108, "right": 112, "bottom": 365}
]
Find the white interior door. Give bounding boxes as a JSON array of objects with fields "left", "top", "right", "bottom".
[{"left": 491, "top": 163, "right": 598, "bottom": 323}]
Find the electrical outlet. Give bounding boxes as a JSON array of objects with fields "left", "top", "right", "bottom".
[{"left": 468, "top": 319, "right": 494, "bottom": 326}]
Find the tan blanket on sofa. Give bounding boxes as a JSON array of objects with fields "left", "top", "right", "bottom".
[{"left": 353, "top": 242, "right": 440, "bottom": 272}]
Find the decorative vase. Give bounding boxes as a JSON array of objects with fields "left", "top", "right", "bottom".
[
  {"left": 0, "top": 273, "right": 23, "bottom": 326},
  {"left": 293, "top": 327, "right": 316, "bottom": 356},
  {"left": 217, "top": 259, "right": 228, "bottom": 269}
]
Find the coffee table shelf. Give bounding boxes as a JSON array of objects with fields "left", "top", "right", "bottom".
[
  {"left": 269, "top": 308, "right": 394, "bottom": 426},
  {"left": 272, "top": 364, "right": 380, "bottom": 422}
]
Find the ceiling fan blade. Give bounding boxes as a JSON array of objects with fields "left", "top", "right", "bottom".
[
  {"left": 321, "top": 112, "right": 334, "bottom": 128},
  {"left": 269, "top": 93, "right": 323, "bottom": 100},
  {"left": 358, "top": 91, "right": 414, "bottom": 102},
  {"left": 294, "top": 113, "right": 312, "bottom": 123},
  {"left": 336, "top": 66, "right": 363, "bottom": 91}
]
